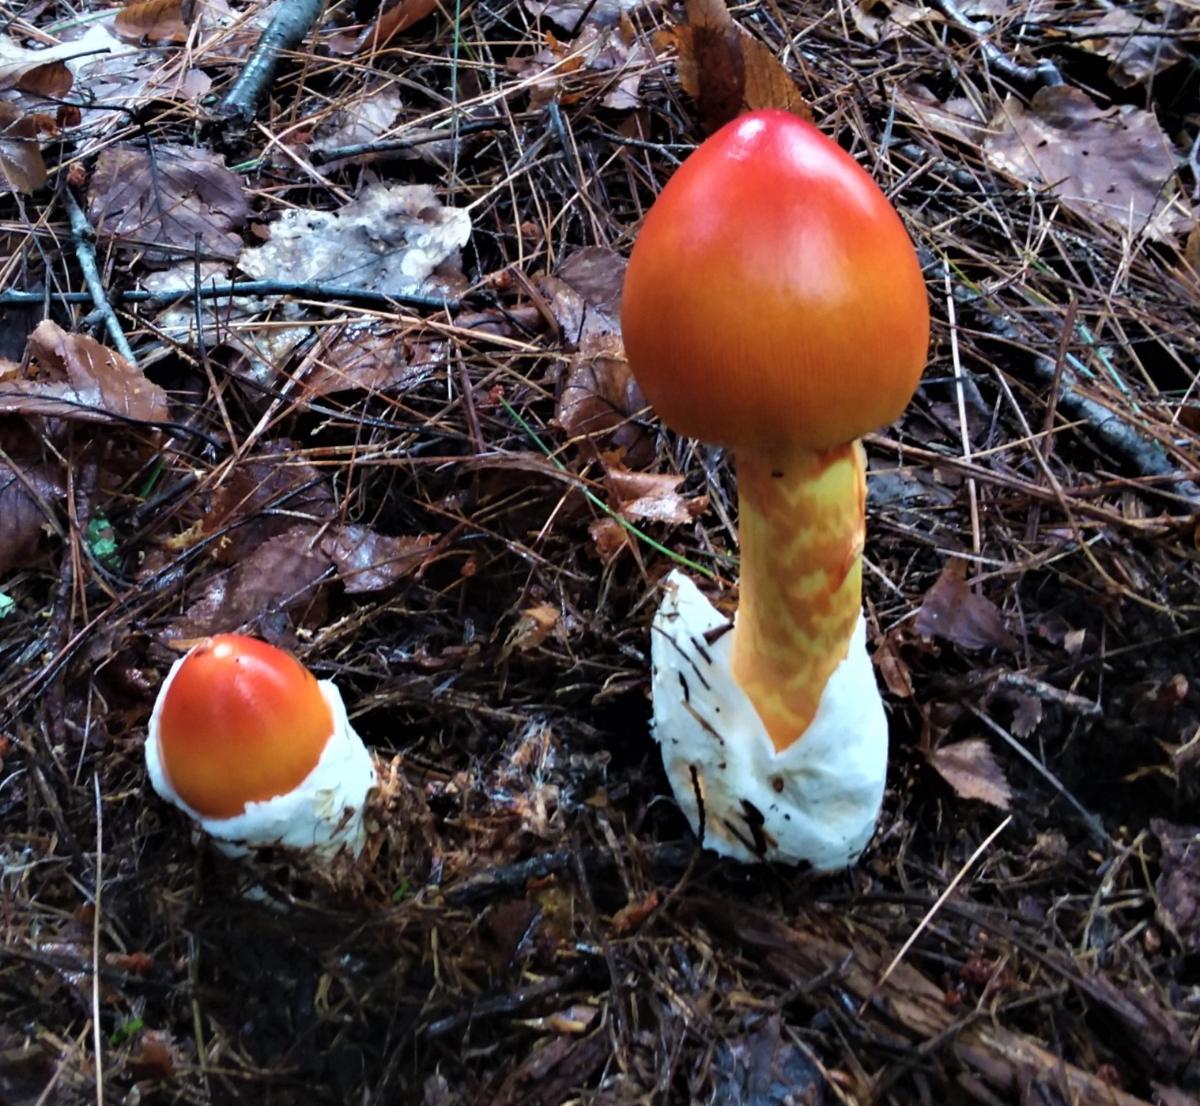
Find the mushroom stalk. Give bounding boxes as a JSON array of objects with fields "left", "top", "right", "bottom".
[{"left": 732, "top": 442, "right": 866, "bottom": 751}]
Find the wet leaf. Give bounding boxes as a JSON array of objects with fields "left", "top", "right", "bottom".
[
  {"left": 238, "top": 182, "right": 470, "bottom": 298},
  {"left": 873, "top": 628, "right": 914, "bottom": 699},
  {"left": 675, "top": 0, "right": 811, "bottom": 134},
  {"left": 0, "top": 456, "right": 64, "bottom": 573},
  {"left": 328, "top": 0, "right": 441, "bottom": 54},
  {"left": 0, "top": 320, "right": 169, "bottom": 423},
  {"left": 915, "top": 559, "right": 1016, "bottom": 652},
  {"left": 310, "top": 83, "right": 404, "bottom": 167},
  {"left": 984, "top": 86, "right": 1190, "bottom": 242},
  {"left": 928, "top": 738, "right": 1012, "bottom": 810},
  {"left": 319, "top": 527, "right": 436, "bottom": 593},
  {"left": 507, "top": 603, "right": 562, "bottom": 652},
  {"left": 603, "top": 454, "right": 708, "bottom": 525},
  {"left": 1072, "top": 8, "right": 1184, "bottom": 89},
  {"left": 306, "top": 323, "right": 444, "bottom": 396},
  {"left": 709, "top": 1014, "right": 822, "bottom": 1106},
  {"left": 125, "top": 1031, "right": 174, "bottom": 1081},
  {"left": 1153, "top": 818, "right": 1200, "bottom": 952},
  {"left": 588, "top": 515, "right": 630, "bottom": 561},
  {"left": 87, "top": 143, "right": 248, "bottom": 261},
  {"left": 0, "top": 102, "right": 53, "bottom": 194},
  {"left": 611, "top": 889, "right": 660, "bottom": 933},
  {"left": 523, "top": 0, "right": 643, "bottom": 32},
  {"left": 0, "top": 36, "right": 75, "bottom": 96},
  {"left": 114, "top": 0, "right": 193, "bottom": 43}
]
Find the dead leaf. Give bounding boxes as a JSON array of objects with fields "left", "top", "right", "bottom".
[
  {"left": 125, "top": 1032, "right": 175, "bottom": 1081},
  {"left": 915, "top": 560, "right": 1016, "bottom": 652},
  {"left": 0, "top": 35, "right": 75, "bottom": 96},
  {"left": 873, "top": 628, "right": 914, "bottom": 699},
  {"left": 327, "top": 0, "right": 440, "bottom": 55},
  {"left": 523, "top": 0, "right": 644, "bottom": 32},
  {"left": 611, "top": 889, "right": 660, "bottom": 933},
  {"left": 1009, "top": 693, "right": 1043, "bottom": 738},
  {"left": 0, "top": 456, "right": 64, "bottom": 573},
  {"left": 508, "top": 603, "right": 562, "bottom": 652},
  {"left": 675, "top": 0, "right": 811, "bottom": 134},
  {"left": 319, "top": 527, "right": 436, "bottom": 593},
  {"left": 589, "top": 515, "right": 630, "bottom": 561},
  {"left": 0, "top": 320, "right": 169, "bottom": 424},
  {"left": 238, "top": 183, "right": 470, "bottom": 298},
  {"left": 115, "top": 0, "right": 193, "bottom": 43},
  {"left": 928, "top": 739, "right": 1012, "bottom": 809},
  {"left": 87, "top": 144, "right": 248, "bottom": 260},
  {"left": 709, "top": 1015, "right": 822, "bottom": 1106},
  {"left": 896, "top": 83, "right": 987, "bottom": 147},
  {"left": 0, "top": 101, "right": 52, "bottom": 194},
  {"left": 984, "top": 86, "right": 1190, "bottom": 242},
  {"left": 310, "top": 83, "right": 404, "bottom": 167},
  {"left": 306, "top": 323, "right": 443, "bottom": 396},
  {"left": 1153, "top": 819, "right": 1200, "bottom": 952},
  {"left": 1073, "top": 8, "right": 1184, "bottom": 89},
  {"left": 603, "top": 454, "right": 707, "bottom": 524}
]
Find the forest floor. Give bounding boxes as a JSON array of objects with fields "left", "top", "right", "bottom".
[{"left": 1, "top": 0, "right": 1199, "bottom": 1102}]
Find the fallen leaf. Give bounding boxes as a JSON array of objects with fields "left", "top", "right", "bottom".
[
  {"left": 896, "top": 83, "right": 988, "bottom": 147},
  {"left": 238, "top": 182, "right": 470, "bottom": 298},
  {"left": 1009, "top": 692, "right": 1042, "bottom": 738},
  {"left": 125, "top": 1032, "right": 175, "bottom": 1081},
  {"left": 327, "top": 0, "right": 440, "bottom": 54},
  {"left": 310, "top": 83, "right": 404, "bottom": 167},
  {"left": 87, "top": 144, "right": 248, "bottom": 260},
  {"left": 928, "top": 738, "right": 1012, "bottom": 809},
  {"left": 984, "top": 86, "right": 1190, "bottom": 242},
  {"left": 0, "top": 455, "right": 64, "bottom": 573},
  {"left": 603, "top": 454, "right": 707, "bottom": 524},
  {"left": 1073, "top": 8, "right": 1184, "bottom": 89},
  {"left": 507, "top": 603, "right": 562, "bottom": 652},
  {"left": 873, "top": 628, "right": 914, "bottom": 699},
  {"left": 675, "top": 0, "right": 811, "bottom": 134},
  {"left": 0, "top": 35, "right": 75, "bottom": 96},
  {"left": 1153, "top": 818, "right": 1200, "bottom": 952},
  {"left": 0, "top": 320, "right": 169, "bottom": 424},
  {"left": 611, "top": 889, "right": 660, "bottom": 933},
  {"left": 319, "top": 527, "right": 436, "bottom": 593},
  {"left": 115, "top": 0, "right": 193, "bottom": 43},
  {"left": 708, "top": 1015, "right": 822, "bottom": 1106},
  {"left": 306, "top": 323, "right": 444, "bottom": 395},
  {"left": 914, "top": 559, "right": 1016, "bottom": 652},
  {"left": 523, "top": 0, "right": 643, "bottom": 32},
  {"left": 588, "top": 515, "right": 630, "bottom": 561},
  {"left": 0, "top": 102, "right": 52, "bottom": 194}
]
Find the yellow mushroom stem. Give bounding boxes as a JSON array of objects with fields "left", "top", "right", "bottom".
[{"left": 730, "top": 441, "right": 867, "bottom": 752}]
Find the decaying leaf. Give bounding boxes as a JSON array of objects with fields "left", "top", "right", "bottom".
[
  {"left": 984, "top": 86, "right": 1190, "bottom": 242},
  {"left": 0, "top": 101, "right": 53, "bottom": 194},
  {"left": 327, "top": 0, "right": 441, "bottom": 55},
  {"left": 305, "top": 323, "right": 444, "bottom": 396},
  {"left": 896, "top": 83, "right": 988, "bottom": 147},
  {"left": 708, "top": 1015, "right": 823, "bottom": 1106},
  {"left": 310, "top": 83, "right": 405, "bottom": 167},
  {"left": 603, "top": 454, "right": 707, "bottom": 525},
  {"left": 510, "top": 22, "right": 650, "bottom": 111},
  {"left": 1072, "top": 8, "right": 1184, "bottom": 89},
  {"left": 589, "top": 515, "right": 630, "bottom": 561},
  {"left": 873, "top": 627, "right": 914, "bottom": 699},
  {"left": 0, "top": 320, "right": 169, "bottom": 424},
  {"left": 114, "top": 0, "right": 193, "bottom": 43},
  {"left": 238, "top": 183, "right": 470, "bottom": 298},
  {"left": 928, "top": 738, "right": 1012, "bottom": 810},
  {"left": 523, "top": 0, "right": 644, "bottom": 32},
  {"left": 0, "top": 456, "right": 64, "bottom": 573},
  {"left": 675, "top": 0, "right": 811, "bottom": 134},
  {"left": 1153, "top": 818, "right": 1200, "bottom": 952},
  {"left": 319, "top": 527, "right": 436, "bottom": 594},
  {"left": 611, "top": 889, "right": 660, "bottom": 933},
  {"left": 0, "top": 35, "right": 76, "bottom": 96},
  {"left": 87, "top": 143, "right": 249, "bottom": 260},
  {"left": 507, "top": 603, "right": 563, "bottom": 653},
  {"left": 915, "top": 559, "right": 1017, "bottom": 652}
]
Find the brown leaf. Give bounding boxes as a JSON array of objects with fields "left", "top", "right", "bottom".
[
  {"left": 984, "top": 86, "right": 1190, "bottom": 242},
  {"left": 928, "top": 738, "right": 1012, "bottom": 809},
  {"left": 873, "top": 628, "right": 913, "bottom": 699},
  {"left": 1073, "top": 8, "right": 1184, "bottom": 89},
  {"left": 87, "top": 143, "right": 248, "bottom": 260},
  {"left": 307, "top": 324, "right": 443, "bottom": 396},
  {"left": 676, "top": 0, "right": 811, "bottom": 134},
  {"left": 914, "top": 559, "right": 1016, "bottom": 652},
  {"left": 319, "top": 526, "right": 436, "bottom": 593},
  {"left": 0, "top": 456, "right": 64, "bottom": 573},
  {"left": 523, "top": 0, "right": 642, "bottom": 32},
  {"left": 603, "top": 454, "right": 707, "bottom": 525},
  {"left": 611, "top": 889, "right": 660, "bottom": 933},
  {"left": 1153, "top": 818, "right": 1200, "bottom": 953},
  {"left": 125, "top": 1032, "right": 175, "bottom": 1081},
  {"left": 0, "top": 36, "right": 75, "bottom": 96},
  {"left": 114, "top": 0, "right": 193, "bottom": 43},
  {"left": 507, "top": 603, "right": 562, "bottom": 653},
  {"left": 0, "top": 320, "right": 169, "bottom": 423},
  {"left": 588, "top": 515, "right": 630, "bottom": 562},
  {"left": 327, "top": 0, "right": 440, "bottom": 55},
  {"left": 0, "top": 102, "right": 51, "bottom": 194}
]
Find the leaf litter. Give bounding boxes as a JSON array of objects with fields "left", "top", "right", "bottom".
[{"left": 3, "top": 0, "right": 1200, "bottom": 1101}]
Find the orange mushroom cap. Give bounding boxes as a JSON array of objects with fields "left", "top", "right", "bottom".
[
  {"left": 155, "top": 635, "right": 334, "bottom": 819},
  {"left": 621, "top": 109, "right": 929, "bottom": 451}
]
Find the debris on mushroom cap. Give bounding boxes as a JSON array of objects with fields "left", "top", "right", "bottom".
[
  {"left": 145, "top": 634, "right": 376, "bottom": 858},
  {"left": 621, "top": 108, "right": 929, "bottom": 451}
]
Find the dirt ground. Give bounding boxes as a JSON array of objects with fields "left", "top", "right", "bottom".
[{"left": 1, "top": 0, "right": 1199, "bottom": 1102}]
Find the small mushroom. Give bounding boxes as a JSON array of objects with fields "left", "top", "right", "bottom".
[
  {"left": 621, "top": 110, "right": 929, "bottom": 868},
  {"left": 145, "top": 634, "right": 375, "bottom": 858}
]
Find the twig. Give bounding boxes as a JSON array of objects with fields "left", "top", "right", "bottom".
[
  {"left": 214, "top": 0, "right": 326, "bottom": 124},
  {"left": 60, "top": 188, "right": 137, "bottom": 365},
  {"left": 91, "top": 773, "right": 104, "bottom": 1106},
  {"left": 930, "top": 0, "right": 1064, "bottom": 88},
  {"left": 989, "top": 671, "right": 1101, "bottom": 717},
  {"left": 310, "top": 117, "right": 510, "bottom": 165},
  {"left": 0, "top": 281, "right": 464, "bottom": 313}
]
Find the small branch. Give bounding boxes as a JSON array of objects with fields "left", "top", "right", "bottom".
[
  {"left": 310, "top": 117, "right": 509, "bottom": 165},
  {"left": 0, "top": 281, "right": 463, "bottom": 312},
  {"left": 930, "top": 0, "right": 1063, "bottom": 88},
  {"left": 214, "top": 0, "right": 326, "bottom": 124},
  {"left": 60, "top": 188, "right": 137, "bottom": 365}
]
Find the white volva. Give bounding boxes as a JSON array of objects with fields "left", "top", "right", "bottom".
[
  {"left": 145, "top": 663, "right": 376, "bottom": 859},
  {"left": 650, "top": 571, "right": 887, "bottom": 868}
]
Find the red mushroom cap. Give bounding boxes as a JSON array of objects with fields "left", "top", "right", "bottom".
[
  {"left": 156, "top": 635, "right": 334, "bottom": 819},
  {"left": 621, "top": 109, "right": 929, "bottom": 451}
]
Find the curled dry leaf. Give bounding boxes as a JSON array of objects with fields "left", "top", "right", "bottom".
[
  {"left": 0, "top": 320, "right": 169, "bottom": 424},
  {"left": 114, "top": 0, "right": 193, "bottom": 43},
  {"left": 238, "top": 183, "right": 470, "bottom": 298},
  {"left": 87, "top": 144, "right": 248, "bottom": 260},
  {"left": 928, "top": 738, "right": 1012, "bottom": 810},
  {"left": 603, "top": 453, "right": 708, "bottom": 525},
  {"left": 915, "top": 559, "right": 1017, "bottom": 652},
  {"left": 675, "top": 0, "right": 812, "bottom": 134},
  {"left": 984, "top": 86, "right": 1190, "bottom": 242}
]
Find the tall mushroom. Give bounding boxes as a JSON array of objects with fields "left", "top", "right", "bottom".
[
  {"left": 145, "top": 634, "right": 376, "bottom": 857},
  {"left": 621, "top": 109, "right": 929, "bottom": 868}
]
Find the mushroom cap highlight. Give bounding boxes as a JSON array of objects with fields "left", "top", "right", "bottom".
[
  {"left": 620, "top": 109, "right": 929, "bottom": 451},
  {"left": 155, "top": 634, "right": 335, "bottom": 819}
]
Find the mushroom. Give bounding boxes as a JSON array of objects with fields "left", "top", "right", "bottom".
[
  {"left": 620, "top": 109, "right": 929, "bottom": 868},
  {"left": 145, "top": 634, "right": 376, "bottom": 858}
]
